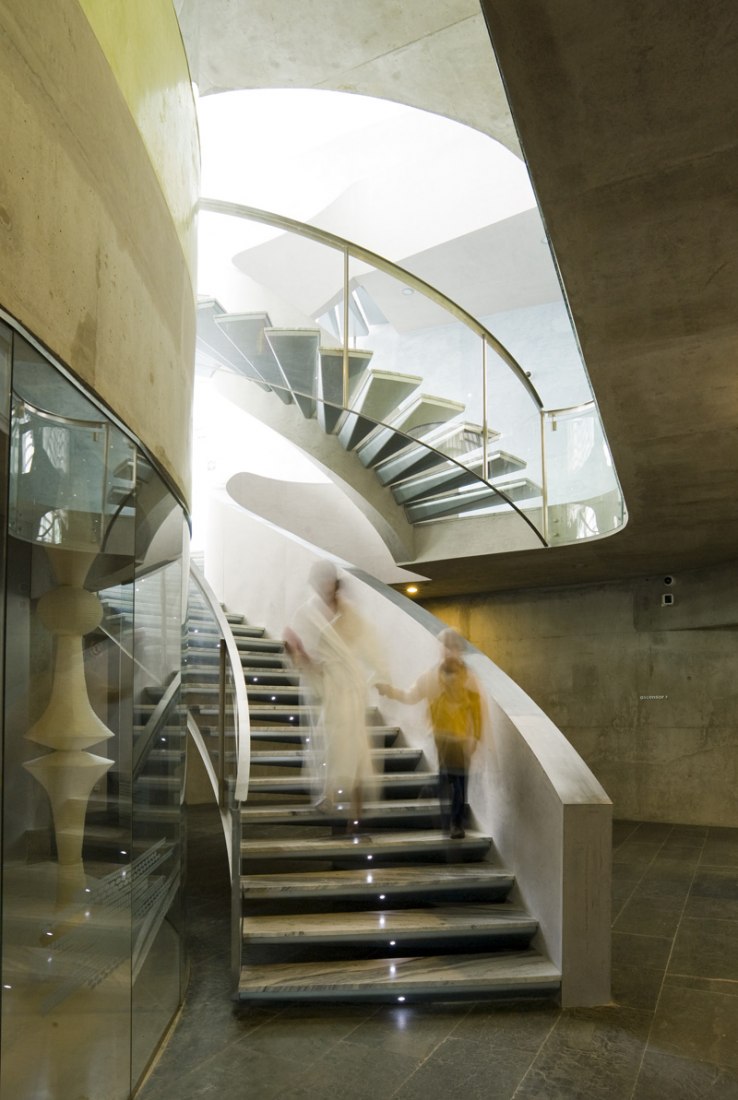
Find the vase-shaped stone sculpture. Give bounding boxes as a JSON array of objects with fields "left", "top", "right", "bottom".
[{"left": 24, "top": 546, "right": 114, "bottom": 905}]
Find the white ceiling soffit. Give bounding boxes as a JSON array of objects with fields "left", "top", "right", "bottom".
[{"left": 179, "top": 0, "right": 519, "bottom": 152}]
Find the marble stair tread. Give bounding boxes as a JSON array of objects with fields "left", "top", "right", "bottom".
[
  {"left": 250, "top": 746, "right": 423, "bottom": 768},
  {"left": 240, "top": 829, "right": 491, "bottom": 862},
  {"left": 185, "top": 666, "right": 296, "bottom": 683},
  {"left": 241, "top": 668, "right": 298, "bottom": 683},
  {"left": 237, "top": 949, "right": 561, "bottom": 1001},
  {"left": 248, "top": 704, "right": 315, "bottom": 721},
  {"left": 241, "top": 863, "right": 513, "bottom": 900},
  {"left": 246, "top": 770, "right": 436, "bottom": 794},
  {"left": 185, "top": 683, "right": 299, "bottom": 698},
  {"left": 248, "top": 725, "right": 400, "bottom": 745},
  {"left": 240, "top": 798, "right": 440, "bottom": 826},
  {"left": 242, "top": 904, "right": 536, "bottom": 945}
]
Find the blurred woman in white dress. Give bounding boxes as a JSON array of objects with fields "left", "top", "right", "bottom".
[{"left": 284, "top": 562, "right": 386, "bottom": 834}]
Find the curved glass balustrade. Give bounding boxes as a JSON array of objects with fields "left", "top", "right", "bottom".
[
  {"left": 0, "top": 316, "right": 188, "bottom": 1099},
  {"left": 198, "top": 200, "right": 626, "bottom": 547},
  {"left": 186, "top": 564, "right": 250, "bottom": 813}
]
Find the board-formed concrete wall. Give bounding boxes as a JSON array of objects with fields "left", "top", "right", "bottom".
[
  {"left": 0, "top": 0, "right": 199, "bottom": 503},
  {"left": 423, "top": 560, "right": 738, "bottom": 827}
]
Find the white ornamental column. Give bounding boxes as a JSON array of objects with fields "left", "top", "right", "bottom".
[{"left": 24, "top": 546, "right": 114, "bottom": 905}]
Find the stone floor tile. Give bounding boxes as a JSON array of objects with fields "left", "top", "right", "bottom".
[
  {"left": 650, "top": 980, "right": 738, "bottom": 1070},
  {"left": 510, "top": 1005, "right": 651, "bottom": 1100},
  {"left": 612, "top": 895, "right": 683, "bottom": 938},
  {"left": 669, "top": 916, "right": 738, "bottom": 982},
  {"left": 685, "top": 868, "right": 738, "bottom": 921},
  {"left": 612, "top": 929, "right": 672, "bottom": 971},
  {"left": 279, "top": 1036, "right": 422, "bottom": 1100},
  {"left": 453, "top": 997, "right": 560, "bottom": 1051},
  {"left": 391, "top": 1034, "right": 532, "bottom": 1100},
  {"left": 701, "top": 830, "right": 738, "bottom": 868},
  {"left": 632, "top": 1049, "right": 738, "bottom": 1099},
  {"left": 337, "top": 1001, "right": 469, "bottom": 1059}
]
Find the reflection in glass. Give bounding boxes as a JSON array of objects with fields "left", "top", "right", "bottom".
[
  {"left": 543, "top": 405, "right": 624, "bottom": 543},
  {"left": 0, "top": 328, "right": 187, "bottom": 1099}
]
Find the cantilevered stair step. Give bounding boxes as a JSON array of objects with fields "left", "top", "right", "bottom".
[
  {"left": 240, "top": 830, "right": 490, "bottom": 864},
  {"left": 356, "top": 394, "right": 466, "bottom": 468},
  {"left": 241, "top": 864, "right": 514, "bottom": 903},
  {"left": 215, "top": 313, "right": 293, "bottom": 404},
  {"left": 404, "top": 478, "right": 541, "bottom": 524},
  {"left": 265, "top": 328, "right": 320, "bottom": 418},
  {"left": 391, "top": 450, "right": 527, "bottom": 505},
  {"left": 242, "top": 904, "right": 537, "bottom": 949},
  {"left": 317, "top": 348, "right": 372, "bottom": 434},
  {"left": 237, "top": 950, "right": 561, "bottom": 1003},
  {"left": 196, "top": 299, "right": 271, "bottom": 387},
  {"left": 373, "top": 421, "right": 491, "bottom": 486},
  {"left": 337, "top": 369, "right": 422, "bottom": 450}
]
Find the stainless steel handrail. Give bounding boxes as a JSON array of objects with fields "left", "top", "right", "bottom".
[
  {"left": 198, "top": 197, "right": 544, "bottom": 409},
  {"left": 198, "top": 202, "right": 625, "bottom": 547},
  {"left": 189, "top": 561, "right": 251, "bottom": 803}
]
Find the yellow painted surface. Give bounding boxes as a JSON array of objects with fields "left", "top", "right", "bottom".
[
  {"left": 1, "top": 0, "right": 195, "bottom": 501},
  {"left": 79, "top": 0, "right": 200, "bottom": 273}
]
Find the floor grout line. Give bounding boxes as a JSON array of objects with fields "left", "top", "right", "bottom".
[{"left": 625, "top": 822, "right": 708, "bottom": 1100}]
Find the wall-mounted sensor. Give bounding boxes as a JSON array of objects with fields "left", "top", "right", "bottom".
[
  {"left": 663, "top": 575, "right": 674, "bottom": 585},
  {"left": 661, "top": 593, "right": 674, "bottom": 606}
]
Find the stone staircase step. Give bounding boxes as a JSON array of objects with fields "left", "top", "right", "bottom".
[
  {"left": 242, "top": 904, "right": 537, "bottom": 949},
  {"left": 240, "top": 829, "right": 490, "bottom": 864},
  {"left": 248, "top": 725, "right": 400, "bottom": 746},
  {"left": 245, "top": 770, "right": 436, "bottom": 797},
  {"left": 241, "top": 864, "right": 513, "bottom": 903},
  {"left": 250, "top": 746, "right": 423, "bottom": 771},
  {"left": 237, "top": 950, "right": 560, "bottom": 1003},
  {"left": 240, "top": 799, "right": 440, "bottom": 828}
]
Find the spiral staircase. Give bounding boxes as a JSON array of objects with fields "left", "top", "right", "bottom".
[{"left": 196, "top": 297, "right": 542, "bottom": 527}]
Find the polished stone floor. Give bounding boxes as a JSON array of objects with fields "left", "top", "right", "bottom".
[{"left": 137, "top": 807, "right": 738, "bottom": 1099}]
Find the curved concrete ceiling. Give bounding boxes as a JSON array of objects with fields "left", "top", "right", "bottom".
[
  {"left": 176, "top": 0, "right": 520, "bottom": 153},
  {"left": 180, "top": 0, "right": 738, "bottom": 597}
]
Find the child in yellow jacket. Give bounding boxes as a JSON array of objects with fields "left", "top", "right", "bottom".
[{"left": 378, "top": 629, "right": 482, "bottom": 838}]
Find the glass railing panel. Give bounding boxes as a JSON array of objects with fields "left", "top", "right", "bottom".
[
  {"left": 130, "top": 478, "right": 187, "bottom": 1088},
  {"left": 1, "top": 322, "right": 188, "bottom": 1099},
  {"left": 198, "top": 203, "right": 626, "bottom": 547},
  {"left": 542, "top": 404, "right": 626, "bottom": 544},
  {"left": 481, "top": 344, "right": 544, "bottom": 525},
  {"left": 186, "top": 577, "right": 221, "bottom": 778},
  {"left": 2, "top": 337, "right": 138, "bottom": 1100},
  {"left": 346, "top": 256, "right": 484, "bottom": 421},
  {"left": 202, "top": 220, "right": 345, "bottom": 415},
  {"left": 186, "top": 568, "right": 249, "bottom": 807}
]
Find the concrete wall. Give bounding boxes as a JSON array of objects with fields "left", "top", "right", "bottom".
[
  {"left": 0, "top": 0, "right": 198, "bottom": 502},
  {"left": 422, "top": 560, "right": 738, "bottom": 827}
]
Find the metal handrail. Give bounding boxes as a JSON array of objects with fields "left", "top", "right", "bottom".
[
  {"left": 132, "top": 673, "right": 181, "bottom": 779},
  {"left": 199, "top": 201, "right": 625, "bottom": 547},
  {"left": 198, "top": 197, "right": 544, "bottom": 409},
  {"left": 188, "top": 560, "right": 251, "bottom": 803}
]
